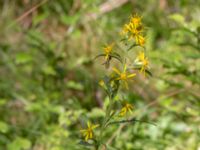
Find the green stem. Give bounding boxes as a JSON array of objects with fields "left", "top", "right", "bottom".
[{"left": 97, "top": 96, "right": 113, "bottom": 149}]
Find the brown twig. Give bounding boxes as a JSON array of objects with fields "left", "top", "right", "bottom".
[
  {"left": 86, "top": 0, "right": 129, "bottom": 21},
  {"left": 9, "top": 0, "right": 48, "bottom": 27}
]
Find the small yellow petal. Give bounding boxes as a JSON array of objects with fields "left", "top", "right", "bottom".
[
  {"left": 105, "top": 54, "right": 109, "bottom": 60},
  {"left": 123, "top": 65, "right": 127, "bottom": 72},
  {"left": 127, "top": 73, "right": 136, "bottom": 78},
  {"left": 89, "top": 131, "right": 93, "bottom": 139},
  {"left": 85, "top": 133, "right": 89, "bottom": 141},
  {"left": 113, "top": 67, "right": 121, "bottom": 75},
  {"left": 119, "top": 107, "right": 127, "bottom": 116}
]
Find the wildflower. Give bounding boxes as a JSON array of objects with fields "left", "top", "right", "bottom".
[
  {"left": 119, "top": 102, "right": 134, "bottom": 116},
  {"left": 137, "top": 51, "right": 145, "bottom": 61},
  {"left": 103, "top": 43, "right": 114, "bottom": 61},
  {"left": 129, "top": 23, "right": 141, "bottom": 36},
  {"left": 121, "top": 23, "right": 143, "bottom": 43},
  {"left": 136, "top": 51, "right": 149, "bottom": 75},
  {"left": 113, "top": 65, "right": 136, "bottom": 89},
  {"left": 130, "top": 14, "right": 142, "bottom": 27},
  {"left": 121, "top": 14, "right": 145, "bottom": 47},
  {"left": 123, "top": 23, "right": 142, "bottom": 40},
  {"left": 80, "top": 122, "right": 99, "bottom": 141},
  {"left": 135, "top": 35, "right": 145, "bottom": 47}
]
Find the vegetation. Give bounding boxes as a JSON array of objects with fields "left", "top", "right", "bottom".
[{"left": 0, "top": 0, "right": 199, "bottom": 150}]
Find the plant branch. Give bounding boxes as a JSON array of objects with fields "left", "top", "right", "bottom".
[{"left": 106, "top": 118, "right": 157, "bottom": 127}]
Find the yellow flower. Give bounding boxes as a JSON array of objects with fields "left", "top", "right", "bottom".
[
  {"left": 137, "top": 51, "right": 145, "bottom": 61},
  {"left": 103, "top": 43, "right": 114, "bottom": 60},
  {"left": 80, "top": 122, "right": 99, "bottom": 141},
  {"left": 130, "top": 14, "right": 142, "bottom": 27},
  {"left": 127, "top": 23, "right": 141, "bottom": 38},
  {"left": 121, "top": 14, "right": 146, "bottom": 47},
  {"left": 121, "top": 22, "right": 144, "bottom": 42},
  {"left": 113, "top": 65, "right": 136, "bottom": 89},
  {"left": 136, "top": 51, "right": 149, "bottom": 75},
  {"left": 135, "top": 35, "right": 145, "bottom": 47},
  {"left": 119, "top": 102, "right": 134, "bottom": 116},
  {"left": 140, "top": 58, "right": 149, "bottom": 74}
]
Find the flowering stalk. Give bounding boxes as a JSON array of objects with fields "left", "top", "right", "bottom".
[{"left": 79, "top": 13, "right": 152, "bottom": 149}]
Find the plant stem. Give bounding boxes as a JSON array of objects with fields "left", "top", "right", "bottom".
[{"left": 97, "top": 96, "right": 113, "bottom": 149}]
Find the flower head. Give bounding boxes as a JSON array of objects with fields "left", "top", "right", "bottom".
[
  {"left": 136, "top": 51, "right": 149, "bottom": 76},
  {"left": 121, "top": 14, "right": 145, "bottom": 46},
  {"left": 103, "top": 43, "right": 114, "bottom": 60},
  {"left": 130, "top": 14, "right": 142, "bottom": 27},
  {"left": 135, "top": 35, "right": 145, "bottom": 47},
  {"left": 113, "top": 65, "right": 136, "bottom": 89},
  {"left": 119, "top": 102, "right": 134, "bottom": 116},
  {"left": 122, "top": 23, "right": 142, "bottom": 39},
  {"left": 80, "top": 122, "right": 99, "bottom": 141}
]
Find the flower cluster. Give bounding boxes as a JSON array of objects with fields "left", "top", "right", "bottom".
[
  {"left": 122, "top": 14, "right": 146, "bottom": 47},
  {"left": 80, "top": 14, "right": 151, "bottom": 149},
  {"left": 135, "top": 51, "right": 149, "bottom": 76},
  {"left": 119, "top": 102, "right": 134, "bottom": 117},
  {"left": 113, "top": 65, "right": 136, "bottom": 89},
  {"left": 80, "top": 122, "right": 99, "bottom": 141}
]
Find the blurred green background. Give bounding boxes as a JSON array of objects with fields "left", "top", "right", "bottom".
[{"left": 0, "top": 0, "right": 199, "bottom": 149}]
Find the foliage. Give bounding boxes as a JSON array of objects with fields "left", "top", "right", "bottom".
[{"left": 0, "top": 0, "right": 199, "bottom": 150}]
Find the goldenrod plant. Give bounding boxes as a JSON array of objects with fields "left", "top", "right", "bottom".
[
  {"left": 79, "top": 14, "right": 154, "bottom": 149},
  {"left": 1, "top": 1, "right": 200, "bottom": 150}
]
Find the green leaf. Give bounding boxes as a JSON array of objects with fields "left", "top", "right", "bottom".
[
  {"left": 169, "top": 14, "right": 185, "bottom": 25},
  {"left": 66, "top": 81, "right": 83, "bottom": 90},
  {"left": 127, "top": 44, "right": 137, "bottom": 51},
  {"left": 71, "top": 29, "right": 81, "bottom": 38},
  {"left": 88, "top": 108, "right": 105, "bottom": 118},
  {"left": 42, "top": 65, "right": 56, "bottom": 76},
  {"left": 106, "top": 118, "right": 156, "bottom": 127},
  {"left": 110, "top": 53, "right": 123, "bottom": 63},
  {"left": 33, "top": 12, "right": 49, "bottom": 26},
  {"left": 94, "top": 54, "right": 105, "bottom": 60},
  {"left": 132, "top": 67, "right": 153, "bottom": 77},
  {"left": 60, "top": 14, "right": 80, "bottom": 25},
  {"left": 103, "top": 76, "right": 113, "bottom": 97},
  {"left": 0, "top": 121, "right": 9, "bottom": 133},
  {"left": 8, "top": 137, "right": 31, "bottom": 150},
  {"left": 145, "top": 70, "right": 153, "bottom": 76},
  {"left": 15, "top": 53, "right": 32, "bottom": 65},
  {"left": 0, "top": 99, "right": 6, "bottom": 106},
  {"left": 78, "top": 140, "right": 93, "bottom": 147}
]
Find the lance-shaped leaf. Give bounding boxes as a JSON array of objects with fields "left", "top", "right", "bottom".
[
  {"left": 132, "top": 67, "right": 153, "bottom": 77},
  {"left": 110, "top": 52, "right": 123, "bottom": 63},
  {"left": 127, "top": 43, "right": 137, "bottom": 51},
  {"left": 101, "top": 75, "right": 120, "bottom": 99},
  {"left": 102, "top": 76, "right": 113, "bottom": 97},
  {"left": 94, "top": 53, "right": 123, "bottom": 63},
  {"left": 78, "top": 140, "right": 94, "bottom": 147},
  {"left": 94, "top": 54, "right": 106, "bottom": 60},
  {"left": 106, "top": 118, "right": 157, "bottom": 127}
]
